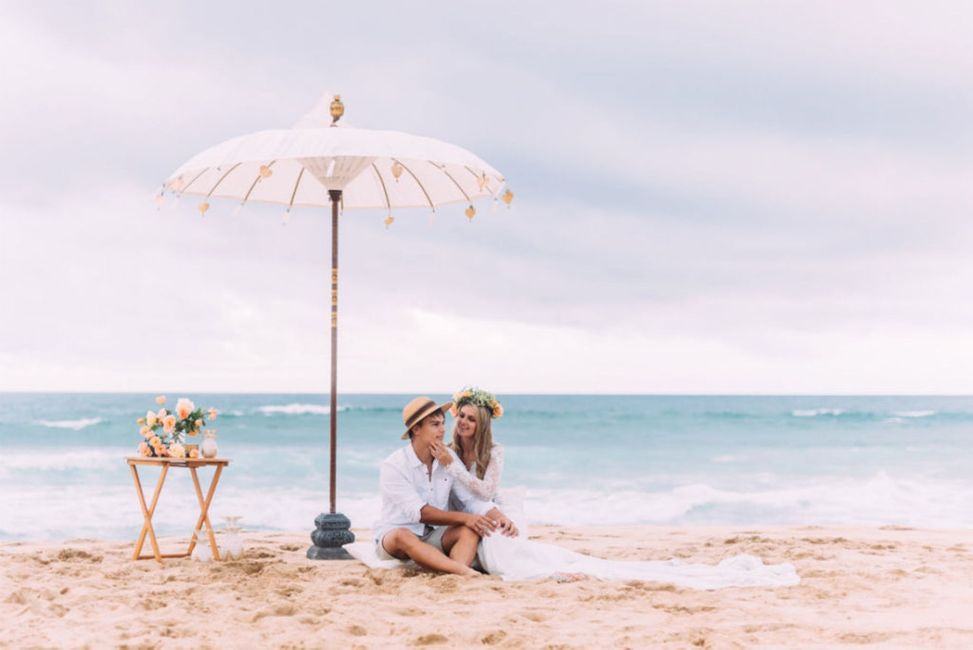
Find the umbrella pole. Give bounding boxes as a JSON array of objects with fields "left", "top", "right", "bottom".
[
  {"left": 307, "top": 188, "right": 355, "bottom": 560},
  {"left": 329, "top": 190, "right": 339, "bottom": 515}
]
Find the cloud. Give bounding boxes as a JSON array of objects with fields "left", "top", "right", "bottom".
[{"left": 3, "top": 2, "right": 973, "bottom": 392}]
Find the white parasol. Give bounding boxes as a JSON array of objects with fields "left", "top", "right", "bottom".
[{"left": 162, "top": 95, "right": 513, "bottom": 559}]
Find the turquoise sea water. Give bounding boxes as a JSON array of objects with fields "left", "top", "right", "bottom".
[{"left": 1, "top": 393, "right": 971, "bottom": 540}]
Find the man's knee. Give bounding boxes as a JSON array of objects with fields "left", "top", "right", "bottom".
[
  {"left": 384, "top": 528, "right": 419, "bottom": 555},
  {"left": 456, "top": 526, "right": 479, "bottom": 543},
  {"left": 444, "top": 524, "right": 479, "bottom": 551}
]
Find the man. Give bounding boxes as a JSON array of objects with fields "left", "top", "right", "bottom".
[{"left": 374, "top": 396, "right": 517, "bottom": 576}]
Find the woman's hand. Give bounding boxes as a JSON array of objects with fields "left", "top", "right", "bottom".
[
  {"left": 429, "top": 440, "right": 453, "bottom": 466},
  {"left": 494, "top": 513, "right": 518, "bottom": 537}
]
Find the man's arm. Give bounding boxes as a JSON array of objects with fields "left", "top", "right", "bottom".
[
  {"left": 420, "top": 504, "right": 498, "bottom": 536},
  {"left": 380, "top": 459, "right": 426, "bottom": 525},
  {"left": 447, "top": 461, "right": 518, "bottom": 537}
]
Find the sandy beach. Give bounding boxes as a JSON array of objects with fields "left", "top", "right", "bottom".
[{"left": 2, "top": 525, "right": 971, "bottom": 649}]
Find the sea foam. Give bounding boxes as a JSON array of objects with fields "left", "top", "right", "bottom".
[
  {"left": 35, "top": 417, "right": 103, "bottom": 430},
  {"left": 892, "top": 410, "right": 936, "bottom": 418},
  {"left": 256, "top": 403, "right": 348, "bottom": 416},
  {"left": 791, "top": 409, "right": 846, "bottom": 417}
]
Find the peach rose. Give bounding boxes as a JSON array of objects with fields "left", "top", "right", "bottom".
[
  {"left": 207, "top": 408, "right": 218, "bottom": 421},
  {"left": 493, "top": 404, "right": 504, "bottom": 418},
  {"left": 194, "top": 418, "right": 203, "bottom": 429},
  {"left": 188, "top": 429, "right": 198, "bottom": 437},
  {"left": 155, "top": 395, "right": 166, "bottom": 405},
  {"left": 176, "top": 398, "right": 195, "bottom": 421},
  {"left": 136, "top": 417, "right": 145, "bottom": 425},
  {"left": 188, "top": 448, "right": 199, "bottom": 459},
  {"left": 149, "top": 436, "right": 160, "bottom": 447},
  {"left": 145, "top": 410, "right": 157, "bottom": 427},
  {"left": 138, "top": 442, "right": 150, "bottom": 456},
  {"left": 162, "top": 415, "right": 176, "bottom": 433},
  {"left": 139, "top": 426, "right": 151, "bottom": 437},
  {"left": 169, "top": 443, "right": 186, "bottom": 459}
]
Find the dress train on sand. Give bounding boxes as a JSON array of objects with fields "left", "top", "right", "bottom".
[{"left": 475, "top": 488, "right": 799, "bottom": 587}]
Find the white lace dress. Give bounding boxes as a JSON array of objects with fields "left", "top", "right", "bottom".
[{"left": 445, "top": 445, "right": 800, "bottom": 588}]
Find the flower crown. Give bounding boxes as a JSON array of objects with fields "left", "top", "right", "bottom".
[{"left": 451, "top": 387, "right": 503, "bottom": 419}]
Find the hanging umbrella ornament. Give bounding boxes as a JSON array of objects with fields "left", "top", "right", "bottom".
[{"left": 162, "top": 94, "right": 512, "bottom": 560}]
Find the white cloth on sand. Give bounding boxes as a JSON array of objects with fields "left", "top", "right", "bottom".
[
  {"left": 347, "top": 487, "right": 799, "bottom": 589},
  {"left": 345, "top": 539, "right": 799, "bottom": 589}
]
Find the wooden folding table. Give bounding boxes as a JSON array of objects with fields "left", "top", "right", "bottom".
[{"left": 126, "top": 456, "right": 230, "bottom": 563}]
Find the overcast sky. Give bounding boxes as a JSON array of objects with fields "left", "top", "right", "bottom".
[{"left": 2, "top": 1, "right": 973, "bottom": 394}]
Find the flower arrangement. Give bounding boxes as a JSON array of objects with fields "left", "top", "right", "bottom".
[
  {"left": 136, "top": 395, "right": 218, "bottom": 459},
  {"left": 451, "top": 387, "right": 503, "bottom": 419}
]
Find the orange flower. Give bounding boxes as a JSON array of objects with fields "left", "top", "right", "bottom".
[
  {"left": 138, "top": 442, "right": 150, "bottom": 457},
  {"left": 176, "top": 398, "right": 195, "bottom": 420},
  {"left": 149, "top": 436, "right": 160, "bottom": 447},
  {"left": 195, "top": 418, "right": 203, "bottom": 429},
  {"left": 493, "top": 404, "right": 504, "bottom": 418},
  {"left": 137, "top": 417, "right": 145, "bottom": 425},
  {"left": 207, "top": 408, "right": 218, "bottom": 421},
  {"left": 188, "top": 429, "right": 198, "bottom": 437},
  {"left": 162, "top": 415, "right": 176, "bottom": 434},
  {"left": 140, "top": 426, "right": 152, "bottom": 437},
  {"left": 155, "top": 395, "right": 166, "bottom": 405},
  {"left": 188, "top": 448, "right": 199, "bottom": 459}
]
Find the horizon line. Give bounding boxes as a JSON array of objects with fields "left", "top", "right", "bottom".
[{"left": 2, "top": 390, "right": 972, "bottom": 398}]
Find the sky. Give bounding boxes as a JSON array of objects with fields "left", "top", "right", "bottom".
[{"left": 2, "top": 1, "right": 973, "bottom": 394}]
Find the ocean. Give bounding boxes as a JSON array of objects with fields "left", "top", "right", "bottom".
[{"left": 1, "top": 393, "right": 971, "bottom": 541}]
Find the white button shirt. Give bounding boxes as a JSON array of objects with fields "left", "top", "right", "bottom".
[{"left": 374, "top": 443, "right": 494, "bottom": 543}]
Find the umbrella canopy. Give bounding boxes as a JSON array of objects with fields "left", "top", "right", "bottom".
[
  {"left": 164, "top": 120, "right": 509, "bottom": 215},
  {"left": 162, "top": 95, "right": 512, "bottom": 560}
]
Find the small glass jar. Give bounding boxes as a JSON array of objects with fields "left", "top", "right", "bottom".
[{"left": 201, "top": 430, "right": 218, "bottom": 458}]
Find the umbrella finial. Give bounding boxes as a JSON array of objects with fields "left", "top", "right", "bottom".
[{"left": 330, "top": 95, "right": 344, "bottom": 126}]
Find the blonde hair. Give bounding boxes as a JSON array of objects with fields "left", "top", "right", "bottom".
[{"left": 450, "top": 403, "right": 494, "bottom": 479}]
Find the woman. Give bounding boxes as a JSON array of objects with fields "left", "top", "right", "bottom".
[
  {"left": 431, "top": 387, "right": 505, "bottom": 502},
  {"left": 425, "top": 387, "right": 799, "bottom": 587}
]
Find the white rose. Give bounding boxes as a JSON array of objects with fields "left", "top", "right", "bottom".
[{"left": 145, "top": 410, "right": 157, "bottom": 427}]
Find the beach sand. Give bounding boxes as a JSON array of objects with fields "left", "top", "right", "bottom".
[{"left": 2, "top": 525, "right": 971, "bottom": 649}]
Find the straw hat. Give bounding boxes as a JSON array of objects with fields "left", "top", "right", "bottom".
[{"left": 401, "top": 396, "right": 453, "bottom": 439}]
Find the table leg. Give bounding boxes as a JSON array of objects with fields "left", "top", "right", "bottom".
[
  {"left": 188, "top": 465, "right": 224, "bottom": 560},
  {"left": 130, "top": 463, "right": 168, "bottom": 563}
]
